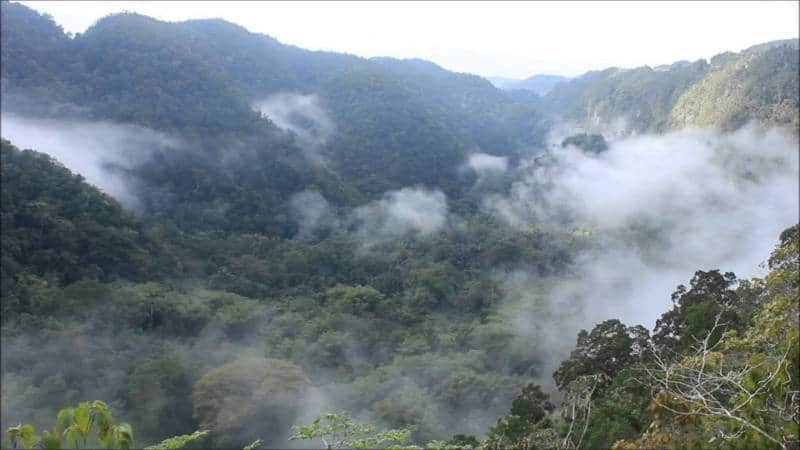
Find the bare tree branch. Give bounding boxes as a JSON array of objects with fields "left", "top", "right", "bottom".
[{"left": 635, "top": 314, "right": 796, "bottom": 450}]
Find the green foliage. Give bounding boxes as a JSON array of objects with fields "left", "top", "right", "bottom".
[
  {"left": 669, "top": 40, "right": 800, "bottom": 130},
  {"left": 553, "top": 319, "right": 649, "bottom": 391},
  {"left": 608, "top": 224, "right": 799, "bottom": 450},
  {"left": 435, "top": 434, "right": 480, "bottom": 449},
  {"left": 290, "top": 411, "right": 415, "bottom": 449},
  {"left": 652, "top": 270, "right": 748, "bottom": 355},
  {"left": 5, "top": 400, "right": 134, "bottom": 450},
  {"left": 241, "top": 439, "right": 262, "bottom": 450},
  {"left": 317, "top": 65, "right": 468, "bottom": 196},
  {"left": 0, "top": 2, "right": 548, "bottom": 222},
  {"left": 485, "top": 383, "right": 555, "bottom": 448},
  {"left": 324, "top": 284, "right": 386, "bottom": 316},
  {"left": 144, "top": 430, "right": 210, "bottom": 450},
  {"left": 6, "top": 423, "right": 38, "bottom": 450},
  {"left": 0, "top": 3, "right": 70, "bottom": 95},
  {"left": 5, "top": 402, "right": 214, "bottom": 450},
  {"left": 579, "top": 369, "right": 652, "bottom": 449},
  {"left": 541, "top": 60, "right": 709, "bottom": 132},
  {"left": 509, "top": 225, "right": 799, "bottom": 450},
  {"left": 0, "top": 140, "right": 172, "bottom": 295},
  {"left": 1, "top": 4, "right": 797, "bottom": 449},
  {"left": 542, "top": 40, "right": 798, "bottom": 132},
  {"left": 191, "top": 357, "right": 310, "bottom": 447},
  {"left": 561, "top": 133, "right": 609, "bottom": 153},
  {"left": 126, "top": 354, "right": 196, "bottom": 442}
]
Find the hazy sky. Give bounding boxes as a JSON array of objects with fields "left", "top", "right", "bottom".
[{"left": 19, "top": 1, "right": 800, "bottom": 78}]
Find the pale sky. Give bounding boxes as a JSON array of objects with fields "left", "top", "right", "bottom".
[{"left": 18, "top": 1, "right": 800, "bottom": 79}]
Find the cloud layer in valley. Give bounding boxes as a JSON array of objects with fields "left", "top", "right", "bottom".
[{"left": 484, "top": 124, "right": 799, "bottom": 388}]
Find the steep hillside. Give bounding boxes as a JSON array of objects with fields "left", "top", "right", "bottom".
[
  {"left": 0, "top": 2, "right": 70, "bottom": 92},
  {"left": 0, "top": 139, "right": 175, "bottom": 308},
  {"left": 0, "top": 4, "right": 545, "bottom": 150},
  {"left": 0, "top": 3, "right": 546, "bottom": 218},
  {"left": 668, "top": 40, "right": 800, "bottom": 130},
  {"left": 540, "top": 40, "right": 799, "bottom": 133},
  {"left": 1, "top": 5, "right": 261, "bottom": 133},
  {"left": 1, "top": 2, "right": 798, "bottom": 448},
  {"left": 540, "top": 60, "right": 709, "bottom": 132}
]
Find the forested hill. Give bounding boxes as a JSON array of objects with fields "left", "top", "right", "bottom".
[
  {"left": 0, "top": 139, "right": 175, "bottom": 288},
  {"left": 491, "top": 74, "right": 571, "bottom": 96},
  {"left": 0, "top": 1, "right": 551, "bottom": 229},
  {"left": 1, "top": 2, "right": 798, "bottom": 449},
  {"left": 537, "top": 39, "right": 799, "bottom": 133}
]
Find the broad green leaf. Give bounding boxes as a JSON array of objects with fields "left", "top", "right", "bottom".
[
  {"left": 74, "top": 402, "right": 91, "bottom": 435},
  {"left": 101, "top": 430, "right": 118, "bottom": 450},
  {"left": 19, "top": 424, "right": 38, "bottom": 450},
  {"left": 113, "top": 423, "right": 134, "bottom": 450},
  {"left": 64, "top": 424, "right": 81, "bottom": 448},
  {"left": 88, "top": 401, "right": 114, "bottom": 441},
  {"left": 55, "top": 408, "right": 74, "bottom": 434},
  {"left": 41, "top": 430, "right": 62, "bottom": 450}
]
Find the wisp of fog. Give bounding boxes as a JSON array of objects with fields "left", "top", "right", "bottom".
[
  {"left": 1, "top": 113, "right": 183, "bottom": 209},
  {"left": 252, "top": 92, "right": 334, "bottom": 163}
]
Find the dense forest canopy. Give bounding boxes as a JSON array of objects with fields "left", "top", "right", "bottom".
[{"left": 1, "top": 2, "right": 798, "bottom": 449}]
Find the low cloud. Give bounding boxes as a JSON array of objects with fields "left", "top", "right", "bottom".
[
  {"left": 289, "top": 189, "right": 339, "bottom": 238},
  {"left": 467, "top": 153, "right": 508, "bottom": 173},
  {"left": 253, "top": 93, "right": 334, "bottom": 162},
  {"left": 483, "top": 124, "right": 799, "bottom": 382},
  {"left": 0, "top": 113, "right": 183, "bottom": 209},
  {"left": 352, "top": 187, "right": 449, "bottom": 241}
]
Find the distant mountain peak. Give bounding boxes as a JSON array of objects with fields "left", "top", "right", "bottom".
[{"left": 490, "top": 73, "right": 571, "bottom": 95}]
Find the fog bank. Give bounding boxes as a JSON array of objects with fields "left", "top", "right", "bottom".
[
  {"left": 1, "top": 113, "right": 183, "bottom": 209},
  {"left": 485, "top": 124, "right": 799, "bottom": 389}
]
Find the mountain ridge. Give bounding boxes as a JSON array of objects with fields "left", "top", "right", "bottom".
[{"left": 1, "top": 5, "right": 798, "bottom": 448}]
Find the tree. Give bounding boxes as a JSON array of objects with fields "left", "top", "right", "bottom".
[
  {"left": 577, "top": 368, "right": 652, "bottom": 450},
  {"left": 635, "top": 314, "right": 797, "bottom": 450},
  {"left": 289, "top": 411, "right": 415, "bottom": 449},
  {"left": 324, "top": 284, "right": 386, "bottom": 316},
  {"left": 437, "top": 434, "right": 480, "bottom": 449},
  {"left": 619, "top": 224, "right": 799, "bottom": 450},
  {"left": 4, "top": 401, "right": 213, "bottom": 450},
  {"left": 126, "top": 354, "right": 196, "bottom": 443},
  {"left": 144, "top": 430, "right": 210, "bottom": 450},
  {"left": 191, "top": 357, "right": 311, "bottom": 447},
  {"left": 553, "top": 320, "right": 648, "bottom": 391},
  {"left": 485, "top": 383, "right": 555, "bottom": 450},
  {"left": 652, "top": 270, "right": 744, "bottom": 355},
  {"left": 560, "top": 133, "right": 608, "bottom": 154},
  {"left": 5, "top": 400, "right": 133, "bottom": 450}
]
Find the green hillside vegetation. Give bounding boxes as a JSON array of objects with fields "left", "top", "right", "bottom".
[
  {"left": 540, "top": 60, "right": 709, "bottom": 132},
  {"left": 0, "top": 139, "right": 582, "bottom": 447},
  {"left": 1, "top": 2, "right": 798, "bottom": 449},
  {"left": 669, "top": 40, "right": 800, "bottom": 131},
  {"left": 0, "top": 139, "right": 173, "bottom": 290},
  {"left": 560, "top": 133, "right": 608, "bottom": 154},
  {"left": 540, "top": 39, "right": 799, "bottom": 132},
  {"left": 6, "top": 225, "right": 797, "bottom": 449},
  {"left": 1, "top": 3, "right": 547, "bottom": 228},
  {"left": 494, "top": 74, "right": 571, "bottom": 96},
  {"left": 476, "top": 225, "right": 798, "bottom": 450}
]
